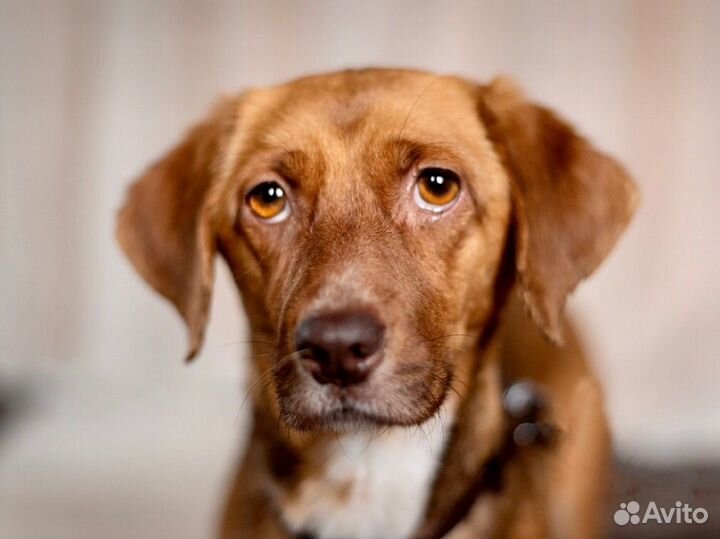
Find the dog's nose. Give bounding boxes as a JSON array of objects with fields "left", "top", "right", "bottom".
[{"left": 295, "top": 311, "right": 385, "bottom": 386}]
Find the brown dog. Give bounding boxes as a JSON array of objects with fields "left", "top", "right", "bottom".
[{"left": 117, "top": 69, "right": 637, "bottom": 539}]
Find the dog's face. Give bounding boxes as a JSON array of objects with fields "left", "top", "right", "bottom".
[
  {"left": 220, "top": 72, "right": 513, "bottom": 429},
  {"left": 117, "top": 69, "right": 636, "bottom": 431}
]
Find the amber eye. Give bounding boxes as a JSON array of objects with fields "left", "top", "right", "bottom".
[
  {"left": 246, "top": 181, "right": 289, "bottom": 222},
  {"left": 414, "top": 168, "right": 461, "bottom": 211}
]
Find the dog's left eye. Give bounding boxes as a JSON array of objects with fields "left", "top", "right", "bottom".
[
  {"left": 414, "top": 168, "right": 461, "bottom": 211},
  {"left": 246, "top": 181, "right": 290, "bottom": 222}
]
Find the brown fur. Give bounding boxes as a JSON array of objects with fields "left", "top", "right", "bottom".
[{"left": 117, "top": 68, "right": 637, "bottom": 538}]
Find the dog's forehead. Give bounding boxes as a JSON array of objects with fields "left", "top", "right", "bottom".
[{"left": 239, "top": 70, "right": 484, "bottom": 154}]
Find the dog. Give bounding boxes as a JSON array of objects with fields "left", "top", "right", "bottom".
[{"left": 117, "top": 68, "right": 637, "bottom": 539}]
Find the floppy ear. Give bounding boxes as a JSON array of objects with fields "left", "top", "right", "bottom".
[
  {"left": 116, "top": 98, "right": 237, "bottom": 360},
  {"left": 478, "top": 78, "right": 638, "bottom": 343}
]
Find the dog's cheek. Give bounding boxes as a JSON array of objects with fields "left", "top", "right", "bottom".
[
  {"left": 452, "top": 210, "right": 511, "bottom": 332},
  {"left": 218, "top": 222, "right": 299, "bottom": 331}
]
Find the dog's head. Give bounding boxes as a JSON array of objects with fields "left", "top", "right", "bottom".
[{"left": 117, "top": 69, "right": 636, "bottom": 431}]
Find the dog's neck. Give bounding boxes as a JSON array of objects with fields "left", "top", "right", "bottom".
[
  {"left": 279, "top": 399, "right": 460, "bottom": 539},
  {"left": 414, "top": 342, "right": 505, "bottom": 539}
]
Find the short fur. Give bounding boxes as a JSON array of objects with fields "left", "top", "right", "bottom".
[{"left": 117, "top": 68, "right": 637, "bottom": 539}]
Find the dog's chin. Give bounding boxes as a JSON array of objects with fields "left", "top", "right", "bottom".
[{"left": 278, "top": 390, "right": 449, "bottom": 433}]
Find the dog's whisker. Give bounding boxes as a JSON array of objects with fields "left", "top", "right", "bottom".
[
  {"left": 238, "top": 349, "right": 308, "bottom": 418},
  {"left": 237, "top": 366, "right": 277, "bottom": 417},
  {"left": 335, "top": 432, "right": 352, "bottom": 461},
  {"left": 356, "top": 429, "right": 377, "bottom": 456},
  {"left": 221, "top": 339, "right": 276, "bottom": 348},
  {"left": 421, "top": 332, "right": 476, "bottom": 343},
  {"left": 425, "top": 370, "right": 463, "bottom": 402},
  {"left": 394, "top": 76, "right": 440, "bottom": 150},
  {"left": 271, "top": 348, "right": 311, "bottom": 374}
]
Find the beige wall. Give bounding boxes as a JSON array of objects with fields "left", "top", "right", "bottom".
[{"left": 1, "top": 0, "right": 718, "bottom": 521}]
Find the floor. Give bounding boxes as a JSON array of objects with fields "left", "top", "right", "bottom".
[
  {"left": 611, "top": 460, "right": 720, "bottom": 539},
  {"left": 0, "top": 358, "right": 247, "bottom": 539}
]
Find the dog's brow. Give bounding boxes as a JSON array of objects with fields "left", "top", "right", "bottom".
[
  {"left": 389, "top": 138, "right": 425, "bottom": 172},
  {"left": 390, "top": 138, "right": 465, "bottom": 171},
  {"left": 268, "top": 148, "right": 312, "bottom": 180}
]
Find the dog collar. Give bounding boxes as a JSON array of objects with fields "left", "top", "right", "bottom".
[{"left": 412, "top": 379, "right": 556, "bottom": 539}]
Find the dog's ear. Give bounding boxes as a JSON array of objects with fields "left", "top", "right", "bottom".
[
  {"left": 116, "top": 98, "right": 237, "bottom": 361},
  {"left": 478, "top": 78, "right": 638, "bottom": 343}
]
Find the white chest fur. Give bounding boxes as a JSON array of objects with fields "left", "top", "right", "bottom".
[{"left": 281, "top": 414, "right": 452, "bottom": 539}]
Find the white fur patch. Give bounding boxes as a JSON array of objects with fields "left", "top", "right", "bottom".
[{"left": 281, "top": 409, "right": 453, "bottom": 539}]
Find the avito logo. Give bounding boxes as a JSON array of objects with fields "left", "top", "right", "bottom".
[{"left": 614, "top": 500, "right": 709, "bottom": 526}]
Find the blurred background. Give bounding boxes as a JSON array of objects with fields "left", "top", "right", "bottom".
[{"left": 1, "top": 1, "right": 718, "bottom": 537}]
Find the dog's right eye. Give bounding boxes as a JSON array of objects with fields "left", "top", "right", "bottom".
[{"left": 246, "top": 181, "right": 290, "bottom": 223}]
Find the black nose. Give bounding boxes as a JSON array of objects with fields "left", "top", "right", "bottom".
[{"left": 295, "top": 310, "right": 385, "bottom": 386}]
